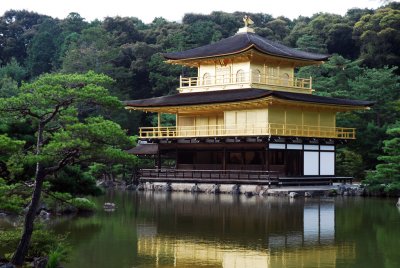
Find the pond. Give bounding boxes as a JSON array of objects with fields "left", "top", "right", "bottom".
[{"left": 3, "top": 191, "right": 400, "bottom": 267}]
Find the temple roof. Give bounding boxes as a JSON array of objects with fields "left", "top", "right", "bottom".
[
  {"left": 127, "top": 143, "right": 158, "bottom": 155},
  {"left": 163, "top": 32, "right": 329, "bottom": 62},
  {"left": 124, "top": 88, "right": 374, "bottom": 108}
]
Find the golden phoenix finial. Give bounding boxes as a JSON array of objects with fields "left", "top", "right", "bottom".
[{"left": 243, "top": 15, "right": 254, "bottom": 27}]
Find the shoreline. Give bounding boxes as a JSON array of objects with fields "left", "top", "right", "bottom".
[{"left": 126, "top": 182, "right": 364, "bottom": 197}]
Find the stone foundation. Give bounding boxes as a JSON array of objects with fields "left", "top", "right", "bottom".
[
  {"left": 138, "top": 182, "right": 269, "bottom": 195},
  {"left": 131, "top": 182, "right": 362, "bottom": 197}
]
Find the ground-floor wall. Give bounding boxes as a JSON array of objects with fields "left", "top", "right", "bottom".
[{"left": 156, "top": 140, "right": 336, "bottom": 177}]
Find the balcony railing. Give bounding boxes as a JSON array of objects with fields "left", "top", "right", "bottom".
[
  {"left": 139, "top": 123, "right": 356, "bottom": 139},
  {"left": 179, "top": 71, "right": 312, "bottom": 92}
]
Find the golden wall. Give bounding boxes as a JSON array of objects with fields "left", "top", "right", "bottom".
[
  {"left": 268, "top": 106, "right": 336, "bottom": 128},
  {"left": 250, "top": 61, "right": 294, "bottom": 81},
  {"left": 178, "top": 114, "right": 224, "bottom": 136},
  {"left": 175, "top": 106, "right": 336, "bottom": 137}
]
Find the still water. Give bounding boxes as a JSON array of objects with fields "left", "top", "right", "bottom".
[{"left": 29, "top": 192, "right": 400, "bottom": 267}]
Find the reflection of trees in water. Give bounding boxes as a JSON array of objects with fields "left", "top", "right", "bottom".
[
  {"left": 50, "top": 191, "right": 142, "bottom": 268},
  {"left": 335, "top": 198, "right": 400, "bottom": 268},
  {"left": 51, "top": 214, "right": 103, "bottom": 244}
]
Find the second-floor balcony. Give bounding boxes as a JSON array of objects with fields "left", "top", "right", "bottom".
[
  {"left": 179, "top": 71, "right": 313, "bottom": 93},
  {"left": 139, "top": 123, "right": 356, "bottom": 140}
]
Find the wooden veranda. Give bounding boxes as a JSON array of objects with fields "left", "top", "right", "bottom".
[{"left": 137, "top": 169, "right": 353, "bottom": 186}]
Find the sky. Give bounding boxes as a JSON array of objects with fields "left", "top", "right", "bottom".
[{"left": 0, "top": 0, "right": 389, "bottom": 23}]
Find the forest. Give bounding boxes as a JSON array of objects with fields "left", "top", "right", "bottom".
[{"left": 0, "top": 2, "right": 399, "bottom": 265}]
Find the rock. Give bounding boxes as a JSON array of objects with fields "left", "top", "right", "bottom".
[
  {"left": 304, "top": 192, "right": 312, "bottom": 198},
  {"left": 191, "top": 184, "right": 201, "bottom": 193},
  {"left": 289, "top": 192, "right": 298, "bottom": 198},
  {"left": 244, "top": 192, "right": 254, "bottom": 198},
  {"left": 154, "top": 185, "right": 163, "bottom": 191},
  {"left": 356, "top": 188, "right": 365, "bottom": 196},
  {"left": 0, "top": 263, "right": 15, "bottom": 268},
  {"left": 97, "top": 180, "right": 115, "bottom": 188},
  {"left": 210, "top": 184, "right": 220, "bottom": 194},
  {"left": 103, "top": 202, "right": 116, "bottom": 211},
  {"left": 23, "top": 205, "right": 30, "bottom": 213},
  {"left": 146, "top": 182, "right": 155, "bottom": 191},
  {"left": 125, "top": 184, "right": 137, "bottom": 191},
  {"left": 39, "top": 210, "right": 50, "bottom": 219},
  {"left": 328, "top": 189, "right": 338, "bottom": 197},
  {"left": 163, "top": 183, "right": 172, "bottom": 192},
  {"left": 231, "top": 184, "right": 240, "bottom": 195},
  {"left": 0, "top": 212, "right": 7, "bottom": 217},
  {"left": 397, "top": 198, "right": 400, "bottom": 207},
  {"left": 137, "top": 183, "right": 145, "bottom": 191},
  {"left": 33, "top": 257, "right": 48, "bottom": 268},
  {"left": 255, "top": 185, "right": 264, "bottom": 195}
]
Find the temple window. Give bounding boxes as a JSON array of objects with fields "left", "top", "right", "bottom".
[
  {"left": 281, "top": 73, "right": 290, "bottom": 86},
  {"left": 253, "top": 69, "right": 262, "bottom": 83},
  {"left": 236, "top": 69, "right": 245, "bottom": 82},
  {"left": 203, "top": 73, "right": 211, "bottom": 85}
]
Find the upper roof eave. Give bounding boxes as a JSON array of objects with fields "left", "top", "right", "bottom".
[
  {"left": 123, "top": 88, "right": 374, "bottom": 111},
  {"left": 164, "top": 46, "right": 328, "bottom": 65},
  {"left": 163, "top": 32, "right": 330, "bottom": 63}
]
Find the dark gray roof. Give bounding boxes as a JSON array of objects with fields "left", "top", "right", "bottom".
[
  {"left": 127, "top": 144, "right": 158, "bottom": 155},
  {"left": 124, "top": 88, "right": 374, "bottom": 108},
  {"left": 164, "top": 32, "right": 329, "bottom": 62}
]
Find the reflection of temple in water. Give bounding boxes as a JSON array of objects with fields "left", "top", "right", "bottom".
[{"left": 135, "top": 192, "right": 355, "bottom": 267}]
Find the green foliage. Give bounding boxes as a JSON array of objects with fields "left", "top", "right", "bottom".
[
  {"left": 48, "top": 165, "right": 102, "bottom": 196},
  {"left": 0, "top": 135, "right": 25, "bottom": 157},
  {"left": 0, "top": 76, "right": 19, "bottom": 98},
  {"left": 336, "top": 148, "right": 364, "bottom": 179},
  {"left": 348, "top": 66, "right": 400, "bottom": 127},
  {"left": 297, "top": 54, "right": 363, "bottom": 97},
  {"left": 26, "top": 18, "right": 63, "bottom": 76},
  {"left": 61, "top": 26, "right": 119, "bottom": 74},
  {"left": 0, "top": 228, "right": 68, "bottom": 260},
  {"left": 0, "top": 71, "right": 135, "bottom": 196},
  {"left": 0, "top": 179, "right": 27, "bottom": 214},
  {"left": 151, "top": 113, "right": 176, "bottom": 127},
  {"left": 0, "top": 10, "right": 50, "bottom": 65},
  {"left": 364, "top": 122, "right": 400, "bottom": 195},
  {"left": 296, "top": 34, "right": 327, "bottom": 53},
  {"left": 0, "top": 134, "right": 25, "bottom": 180},
  {"left": 265, "top": 18, "right": 291, "bottom": 41},
  {"left": 43, "top": 192, "right": 73, "bottom": 213},
  {"left": 353, "top": 7, "right": 400, "bottom": 68},
  {"left": 70, "top": 197, "right": 96, "bottom": 212},
  {"left": 102, "top": 16, "right": 142, "bottom": 45},
  {"left": 0, "top": 58, "right": 27, "bottom": 83},
  {"left": 46, "top": 246, "right": 69, "bottom": 268},
  {"left": 148, "top": 53, "right": 181, "bottom": 96},
  {"left": 43, "top": 192, "right": 96, "bottom": 213}
]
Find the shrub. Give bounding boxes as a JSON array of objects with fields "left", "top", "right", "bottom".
[
  {"left": 0, "top": 228, "right": 68, "bottom": 260},
  {"left": 46, "top": 246, "right": 69, "bottom": 268},
  {"left": 43, "top": 192, "right": 73, "bottom": 213},
  {"left": 70, "top": 197, "right": 96, "bottom": 212}
]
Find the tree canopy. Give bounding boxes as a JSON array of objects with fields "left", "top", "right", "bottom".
[{"left": 0, "top": 72, "right": 136, "bottom": 265}]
